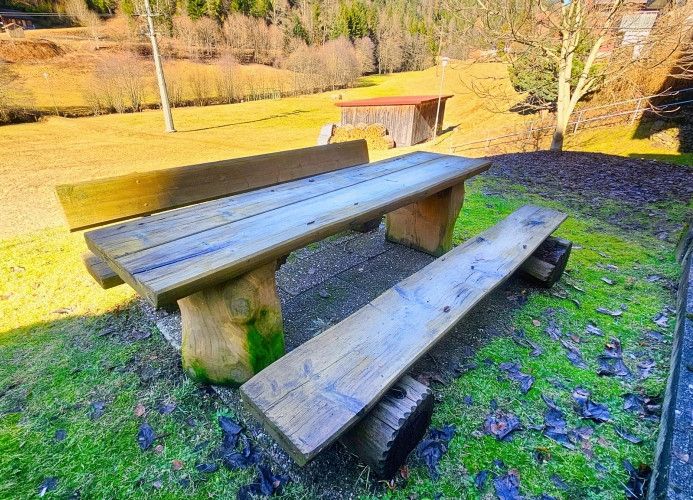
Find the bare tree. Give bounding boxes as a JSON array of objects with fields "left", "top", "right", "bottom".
[
  {"left": 354, "top": 36, "right": 376, "bottom": 74},
  {"left": 187, "top": 67, "right": 212, "bottom": 106},
  {"left": 319, "top": 37, "right": 360, "bottom": 89},
  {"left": 174, "top": 15, "right": 220, "bottom": 60},
  {"left": 215, "top": 53, "right": 239, "bottom": 103},
  {"left": 65, "top": 0, "right": 103, "bottom": 48},
  {"left": 195, "top": 17, "right": 221, "bottom": 59},
  {"left": 402, "top": 32, "right": 431, "bottom": 71},
  {"left": 90, "top": 53, "right": 147, "bottom": 113},
  {"left": 375, "top": 11, "right": 405, "bottom": 74},
  {"left": 284, "top": 41, "right": 323, "bottom": 92},
  {"left": 451, "top": 0, "right": 693, "bottom": 150}
]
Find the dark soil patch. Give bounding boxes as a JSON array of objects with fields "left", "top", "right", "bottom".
[{"left": 487, "top": 151, "right": 693, "bottom": 236}]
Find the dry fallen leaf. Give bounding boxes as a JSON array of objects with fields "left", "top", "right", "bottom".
[{"left": 134, "top": 404, "right": 146, "bottom": 417}]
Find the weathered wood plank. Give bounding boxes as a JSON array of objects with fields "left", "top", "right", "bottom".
[
  {"left": 178, "top": 261, "right": 283, "bottom": 386},
  {"left": 87, "top": 155, "right": 491, "bottom": 306},
  {"left": 87, "top": 152, "right": 443, "bottom": 260},
  {"left": 240, "top": 205, "right": 567, "bottom": 465},
  {"left": 385, "top": 182, "right": 465, "bottom": 256},
  {"left": 56, "top": 140, "right": 369, "bottom": 231},
  {"left": 82, "top": 252, "right": 123, "bottom": 289}
]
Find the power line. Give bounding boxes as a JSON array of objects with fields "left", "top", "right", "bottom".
[{"left": 0, "top": 11, "right": 115, "bottom": 18}]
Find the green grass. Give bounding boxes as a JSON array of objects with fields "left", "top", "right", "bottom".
[
  {"left": 0, "top": 176, "right": 687, "bottom": 498},
  {"left": 568, "top": 122, "right": 693, "bottom": 166},
  {"left": 380, "top": 178, "right": 683, "bottom": 499}
]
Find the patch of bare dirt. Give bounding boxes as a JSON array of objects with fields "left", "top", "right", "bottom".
[{"left": 0, "top": 39, "right": 65, "bottom": 63}]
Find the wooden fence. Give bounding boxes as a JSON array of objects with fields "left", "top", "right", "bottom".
[{"left": 449, "top": 87, "right": 693, "bottom": 153}]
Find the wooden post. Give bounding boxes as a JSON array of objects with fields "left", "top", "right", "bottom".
[
  {"left": 178, "top": 262, "right": 284, "bottom": 386},
  {"left": 340, "top": 375, "right": 433, "bottom": 478},
  {"left": 520, "top": 236, "right": 572, "bottom": 287},
  {"left": 629, "top": 98, "right": 643, "bottom": 125},
  {"left": 573, "top": 110, "right": 584, "bottom": 134},
  {"left": 385, "top": 183, "right": 465, "bottom": 256}
]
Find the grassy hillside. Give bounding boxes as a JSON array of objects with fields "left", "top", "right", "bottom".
[
  {"left": 568, "top": 123, "right": 693, "bottom": 167},
  {"left": 0, "top": 61, "right": 525, "bottom": 238}
]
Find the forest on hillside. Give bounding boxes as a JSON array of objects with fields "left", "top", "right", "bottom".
[{"left": 3, "top": 0, "right": 473, "bottom": 75}]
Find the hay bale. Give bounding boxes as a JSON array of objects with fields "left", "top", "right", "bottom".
[
  {"left": 330, "top": 124, "right": 356, "bottom": 143},
  {"left": 381, "top": 134, "right": 395, "bottom": 149},
  {"left": 330, "top": 123, "right": 394, "bottom": 149},
  {"left": 365, "top": 123, "right": 387, "bottom": 137}
]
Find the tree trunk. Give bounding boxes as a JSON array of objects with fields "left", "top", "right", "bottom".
[{"left": 550, "top": 115, "right": 567, "bottom": 151}]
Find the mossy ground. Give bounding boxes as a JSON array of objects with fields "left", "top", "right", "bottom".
[{"left": 1, "top": 172, "right": 688, "bottom": 498}]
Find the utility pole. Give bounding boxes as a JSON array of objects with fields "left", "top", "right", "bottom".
[
  {"left": 143, "top": 0, "right": 175, "bottom": 133},
  {"left": 433, "top": 56, "right": 449, "bottom": 139}
]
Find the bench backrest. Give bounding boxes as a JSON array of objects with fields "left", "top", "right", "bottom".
[{"left": 56, "top": 140, "right": 369, "bottom": 231}]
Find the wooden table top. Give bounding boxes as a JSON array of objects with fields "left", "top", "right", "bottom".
[{"left": 86, "top": 152, "right": 491, "bottom": 306}]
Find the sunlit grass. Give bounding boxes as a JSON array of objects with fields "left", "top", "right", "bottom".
[{"left": 0, "top": 177, "right": 685, "bottom": 498}]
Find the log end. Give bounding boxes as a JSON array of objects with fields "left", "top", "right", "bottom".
[
  {"left": 341, "top": 375, "right": 434, "bottom": 478},
  {"left": 520, "top": 236, "right": 572, "bottom": 287}
]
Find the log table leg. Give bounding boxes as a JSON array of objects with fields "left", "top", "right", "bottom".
[
  {"left": 385, "top": 183, "right": 465, "bottom": 256},
  {"left": 178, "top": 261, "right": 285, "bottom": 386}
]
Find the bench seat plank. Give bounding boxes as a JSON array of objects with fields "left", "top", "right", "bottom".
[
  {"left": 240, "top": 205, "right": 567, "bottom": 465},
  {"left": 87, "top": 152, "right": 444, "bottom": 260},
  {"left": 86, "top": 155, "right": 490, "bottom": 306},
  {"left": 82, "top": 252, "right": 123, "bottom": 289}
]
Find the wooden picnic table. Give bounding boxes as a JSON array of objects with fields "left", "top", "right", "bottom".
[{"left": 85, "top": 150, "right": 490, "bottom": 385}]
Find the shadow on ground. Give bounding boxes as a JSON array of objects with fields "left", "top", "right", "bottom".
[{"left": 179, "top": 110, "right": 309, "bottom": 133}]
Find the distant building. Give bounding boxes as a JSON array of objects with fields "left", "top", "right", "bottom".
[
  {"left": 0, "top": 9, "right": 36, "bottom": 31},
  {"left": 335, "top": 95, "right": 453, "bottom": 147},
  {"left": 619, "top": 10, "right": 659, "bottom": 58}
]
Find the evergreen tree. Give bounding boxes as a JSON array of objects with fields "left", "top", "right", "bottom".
[{"left": 187, "top": 0, "right": 207, "bottom": 19}]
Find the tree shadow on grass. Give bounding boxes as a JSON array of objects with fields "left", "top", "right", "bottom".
[
  {"left": 626, "top": 152, "right": 693, "bottom": 167},
  {"left": 179, "top": 109, "right": 309, "bottom": 133},
  {"left": 632, "top": 42, "right": 693, "bottom": 154}
]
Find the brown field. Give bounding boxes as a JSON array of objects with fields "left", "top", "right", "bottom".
[{"left": 0, "top": 61, "right": 527, "bottom": 238}]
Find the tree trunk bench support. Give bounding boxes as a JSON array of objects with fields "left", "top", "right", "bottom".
[
  {"left": 385, "top": 183, "right": 465, "bottom": 256},
  {"left": 520, "top": 236, "right": 572, "bottom": 287},
  {"left": 341, "top": 374, "right": 433, "bottom": 478},
  {"left": 240, "top": 205, "right": 569, "bottom": 468},
  {"left": 178, "top": 261, "right": 284, "bottom": 386}
]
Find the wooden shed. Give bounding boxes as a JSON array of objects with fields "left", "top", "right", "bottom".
[{"left": 335, "top": 95, "right": 453, "bottom": 147}]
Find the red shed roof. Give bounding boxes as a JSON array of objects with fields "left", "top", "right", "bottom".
[{"left": 334, "top": 95, "right": 453, "bottom": 107}]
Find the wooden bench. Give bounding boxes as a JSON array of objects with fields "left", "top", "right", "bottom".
[
  {"left": 56, "top": 140, "right": 492, "bottom": 388},
  {"left": 240, "top": 205, "right": 569, "bottom": 472},
  {"left": 57, "top": 140, "right": 370, "bottom": 289}
]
